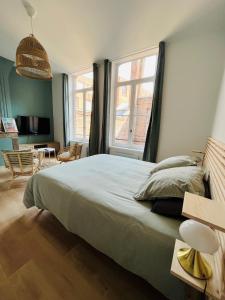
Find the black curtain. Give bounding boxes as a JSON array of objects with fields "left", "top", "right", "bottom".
[
  {"left": 89, "top": 63, "right": 100, "bottom": 156},
  {"left": 143, "top": 41, "right": 165, "bottom": 162},
  {"left": 100, "top": 59, "right": 112, "bottom": 154},
  {"left": 0, "top": 58, "right": 13, "bottom": 117},
  {"left": 62, "top": 73, "right": 70, "bottom": 147}
]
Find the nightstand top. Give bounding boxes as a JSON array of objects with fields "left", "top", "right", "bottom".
[{"left": 171, "top": 239, "right": 220, "bottom": 299}]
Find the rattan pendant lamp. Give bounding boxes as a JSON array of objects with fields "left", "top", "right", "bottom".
[{"left": 16, "top": 0, "right": 52, "bottom": 80}]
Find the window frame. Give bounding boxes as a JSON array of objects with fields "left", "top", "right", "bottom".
[
  {"left": 69, "top": 68, "right": 93, "bottom": 143},
  {"left": 110, "top": 48, "right": 159, "bottom": 151}
]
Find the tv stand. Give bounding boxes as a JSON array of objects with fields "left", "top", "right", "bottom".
[
  {"left": 20, "top": 141, "right": 60, "bottom": 153},
  {"left": 34, "top": 143, "right": 48, "bottom": 149}
]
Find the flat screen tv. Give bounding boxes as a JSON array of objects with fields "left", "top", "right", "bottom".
[{"left": 16, "top": 116, "right": 50, "bottom": 135}]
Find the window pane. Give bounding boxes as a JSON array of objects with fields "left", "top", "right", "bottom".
[
  {"left": 74, "top": 92, "right": 83, "bottom": 139},
  {"left": 132, "top": 82, "right": 154, "bottom": 146},
  {"left": 118, "top": 62, "right": 131, "bottom": 82},
  {"left": 118, "top": 55, "right": 157, "bottom": 82},
  {"left": 75, "top": 72, "right": 93, "bottom": 90},
  {"left": 85, "top": 91, "right": 93, "bottom": 139},
  {"left": 118, "top": 60, "right": 142, "bottom": 82},
  {"left": 114, "top": 85, "right": 131, "bottom": 144},
  {"left": 131, "top": 59, "right": 142, "bottom": 80},
  {"left": 142, "top": 55, "right": 158, "bottom": 78}
]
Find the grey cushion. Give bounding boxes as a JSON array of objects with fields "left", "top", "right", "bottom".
[
  {"left": 134, "top": 166, "right": 205, "bottom": 200},
  {"left": 150, "top": 155, "right": 200, "bottom": 175}
]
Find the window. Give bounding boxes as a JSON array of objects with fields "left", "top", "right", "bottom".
[
  {"left": 70, "top": 70, "right": 93, "bottom": 142},
  {"left": 111, "top": 50, "right": 158, "bottom": 149}
]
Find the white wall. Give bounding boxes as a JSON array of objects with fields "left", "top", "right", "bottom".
[
  {"left": 52, "top": 74, "right": 64, "bottom": 148},
  {"left": 52, "top": 32, "right": 225, "bottom": 160},
  {"left": 157, "top": 32, "right": 225, "bottom": 161},
  {"left": 211, "top": 64, "right": 225, "bottom": 143}
]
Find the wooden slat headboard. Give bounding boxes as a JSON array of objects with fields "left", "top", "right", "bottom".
[{"left": 204, "top": 137, "right": 225, "bottom": 299}]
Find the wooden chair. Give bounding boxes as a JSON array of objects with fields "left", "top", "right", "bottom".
[
  {"left": 57, "top": 143, "right": 83, "bottom": 163},
  {"left": 1, "top": 151, "right": 10, "bottom": 169},
  {"left": 3, "top": 151, "right": 39, "bottom": 178}
]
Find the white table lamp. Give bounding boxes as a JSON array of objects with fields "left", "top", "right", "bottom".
[{"left": 178, "top": 219, "right": 219, "bottom": 279}]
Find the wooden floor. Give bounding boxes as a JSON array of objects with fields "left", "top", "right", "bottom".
[{"left": 0, "top": 166, "right": 167, "bottom": 300}]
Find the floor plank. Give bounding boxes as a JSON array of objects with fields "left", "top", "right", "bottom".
[
  {"left": 8, "top": 260, "right": 62, "bottom": 300},
  {"left": 0, "top": 167, "right": 167, "bottom": 300}
]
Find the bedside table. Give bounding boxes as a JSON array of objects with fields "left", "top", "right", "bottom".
[
  {"left": 170, "top": 191, "right": 225, "bottom": 300},
  {"left": 171, "top": 240, "right": 221, "bottom": 300}
]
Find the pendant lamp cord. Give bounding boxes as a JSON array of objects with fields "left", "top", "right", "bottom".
[{"left": 30, "top": 16, "right": 34, "bottom": 35}]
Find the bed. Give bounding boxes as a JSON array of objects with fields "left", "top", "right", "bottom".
[{"left": 24, "top": 154, "right": 186, "bottom": 300}]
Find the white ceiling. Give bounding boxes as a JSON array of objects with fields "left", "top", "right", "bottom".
[{"left": 0, "top": 0, "right": 225, "bottom": 74}]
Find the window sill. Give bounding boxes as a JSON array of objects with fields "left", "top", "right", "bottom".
[
  {"left": 70, "top": 140, "right": 89, "bottom": 145},
  {"left": 109, "top": 145, "right": 144, "bottom": 153},
  {"left": 109, "top": 146, "right": 144, "bottom": 160}
]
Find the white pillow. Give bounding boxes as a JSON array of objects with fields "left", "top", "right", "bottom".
[
  {"left": 58, "top": 151, "right": 71, "bottom": 159},
  {"left": 135, "top": 166, "right": 205, "bottom": 201},
  {"left": 150, "top": 155, "right": 201, "bottom": 175}
]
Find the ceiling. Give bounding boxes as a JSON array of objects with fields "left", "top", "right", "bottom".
[{"left": 0, "top": 0, "right": 225, "bottom": 74}]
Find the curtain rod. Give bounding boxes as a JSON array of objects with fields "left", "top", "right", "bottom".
[{"left": 70, "top": 45, "right": 158, "bottom": 75}]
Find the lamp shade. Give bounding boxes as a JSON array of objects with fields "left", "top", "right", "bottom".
[
  {"left": 16, "top": 34, "right": 52, "bottom": 80},
  {"left": 179, "top": 220, "right": 219, "bottom": 254}
]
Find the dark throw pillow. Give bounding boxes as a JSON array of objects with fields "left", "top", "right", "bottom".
[
  {"left": 151, "top": 198, "right": 184, "bottom": 218},
  {"left": 151, "top": 178, "right": 211, "bottom": 218}
]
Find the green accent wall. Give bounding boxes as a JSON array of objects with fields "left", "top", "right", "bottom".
[{"left": 0, "top": 56, "right": 53, "bottom": 165}]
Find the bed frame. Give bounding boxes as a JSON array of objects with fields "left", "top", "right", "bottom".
[{"left": 204, "top": 137, "right": 225, "bottom": 299}]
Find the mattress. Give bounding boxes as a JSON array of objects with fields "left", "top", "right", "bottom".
[{"left": 24, "top": 154, "right": 186, "bottom": 300}]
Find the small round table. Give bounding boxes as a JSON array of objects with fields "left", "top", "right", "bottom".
[{"left": 38, "top": 147, "right": 56, "bottom": 163}]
